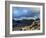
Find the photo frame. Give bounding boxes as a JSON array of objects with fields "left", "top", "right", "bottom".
[{"left": 5, "top": 1, "right": 45, "bottom": 37}]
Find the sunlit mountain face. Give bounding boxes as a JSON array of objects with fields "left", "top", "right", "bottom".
[{"left": 12, "top": 7, "right": 40, "bottom": 20}]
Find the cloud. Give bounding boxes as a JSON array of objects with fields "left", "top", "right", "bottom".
[{"left": 12, "top": 7, "right": 40, "bottom": 18}]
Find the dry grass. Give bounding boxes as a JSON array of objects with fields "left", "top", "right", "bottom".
[{"left": 13, "top": 20, "right": 40, "bottom": 31}]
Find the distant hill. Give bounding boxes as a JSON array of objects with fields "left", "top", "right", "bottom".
[{"left": 13, "top": 17, "right": 40, "bottom": 28}]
